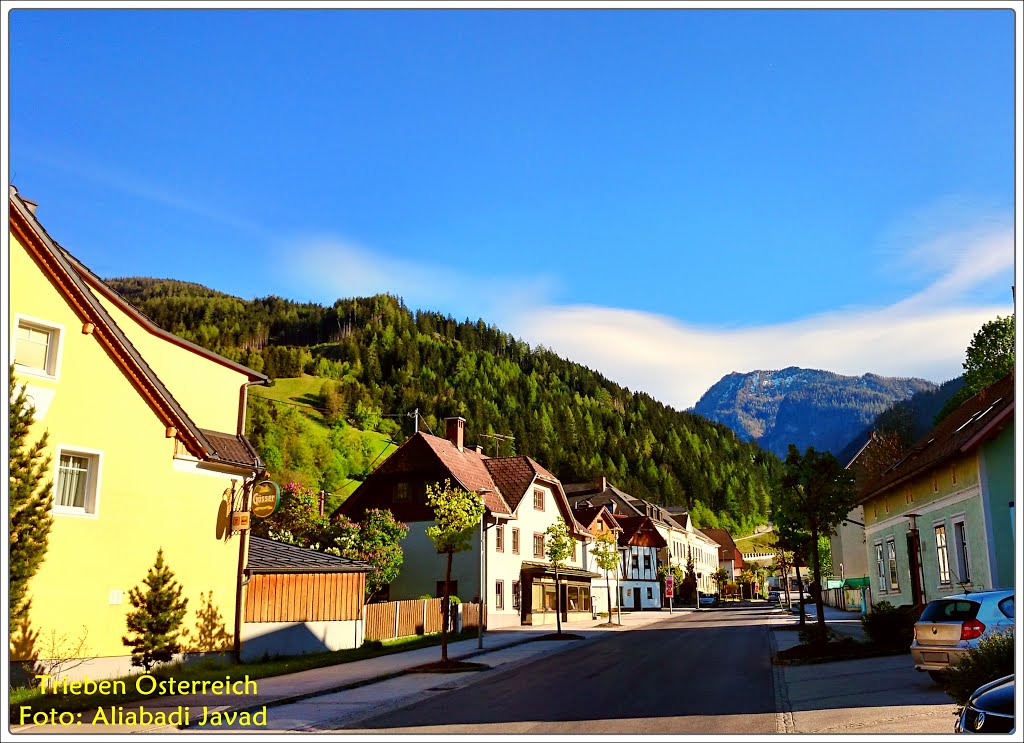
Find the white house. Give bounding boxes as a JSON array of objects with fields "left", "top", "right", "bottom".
[{"left": 335, "top": 417, "right": 599, "bottom": 628}]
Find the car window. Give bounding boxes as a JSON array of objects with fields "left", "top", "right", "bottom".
[
  {"left": 997, "top": 596, "right": 1014, "bottom": 619},
  {"left": 920, "top": 599, "right": 979, "bottom": 622}
]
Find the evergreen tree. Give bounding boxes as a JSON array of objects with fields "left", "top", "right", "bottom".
[
  {"left": 9, "top": 369, "right": 54, "bottom": 628},
  {"left": 122, "top": 549, "right": 190, "bottom": 671}
]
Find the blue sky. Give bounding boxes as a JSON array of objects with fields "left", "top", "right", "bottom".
[{"left": 6, "top": 6, "right": 1019, "bottom": 409}]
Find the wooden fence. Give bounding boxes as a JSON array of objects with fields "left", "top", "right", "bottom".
[
  {"left": 244, "top": 572, "right": 365, "bottom": 622},
  {"left": 364, "top": 598, "right": 486, "bottom": 642}
]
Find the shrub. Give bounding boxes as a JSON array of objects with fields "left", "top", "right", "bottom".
[
  {"left": 861, "top": 601, "right": 916, "bottom": 650},
  {"left": 938, "top": 629, "right": 1015, "bottom": 711}
]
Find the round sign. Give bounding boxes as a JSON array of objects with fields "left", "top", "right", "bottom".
[{"left": 251, "top": 480, "right": 281, "bottom": 518}]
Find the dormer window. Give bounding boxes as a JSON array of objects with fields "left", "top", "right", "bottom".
[{"left": 533, "top": 489, "right": 544, "bottom": 511}]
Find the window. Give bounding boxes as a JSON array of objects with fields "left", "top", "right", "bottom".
[
  {"left": 998, "top": 596, "right": 1013, "bottom": 619},
  {"left": 533, "top": 533, "right": 544, "bottom": 558},
  {"left": 596, "top": 519, "right": 603, "bottom": 532},
  {"left": 572, "top": 540, "right": 577, "bottom": 562},
  {"left": 935, "top": 525, "right": 951, "bottom": 585},
  {"left": 512, "top": 528, "right": 520, "bottom": 555},
  {"left": 886, "top": 538, "right": 899, "bottom": 591},
  {"left": 905, "top": 488, "right": 914, "bottom": 505},
  {"left": 495, "top": 524, "right": 504, "bottom": 553},
  {"left": 566, "top": 585, "right": 591, "bottom": 612},
  {"left": 512, "top": 580, "right": 521, "bottom": 611},
  {"left": 953, "top": 520, "right": 971, "bottom": 584},
  {"left": 54, "top": 448, "right": 102, "bottom": 516},
  {"left": 14, "top": 317, "right": 62, "bottom": 379},
  {"left": 393, "top": 482, "right": 410, "bottom": 502},
  {"left": 533, "top": 489, "right": 544, "bottom": 510},
  {"left": 542, "top": 584, "right": 557, "bottom": 611},
  {"left": 875, "top": 542, "right": 887, "bottom": 592},
  {"left": 495, "top": 580, "right": 504, "bottom": 610},
  {"left": 631, "top": 554, "right": 639, "bottom": 572},
  {"left": 643, "top": 554, "right": 651, "bottom": 571},
  {"left": 646, "top": 587, "right": 654, "bottom": 599}
]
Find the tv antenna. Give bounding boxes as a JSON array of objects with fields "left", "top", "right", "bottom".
[{"left": 479, "top": 432, "right": 514, "bottom": 457}]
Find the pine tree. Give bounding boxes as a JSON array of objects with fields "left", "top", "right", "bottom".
[
  {"left": 122, "top": 549, "right": 190, "bottom": 670},
  {"left": 9, "top": 369, "right": 54, "bottom": 628}
]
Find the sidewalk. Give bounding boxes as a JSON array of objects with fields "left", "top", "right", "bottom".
[
  {"left": 776, "top": 600, "right": 868, "bottom": 641},
  {"left": 768, "top": 604, "right": 957, "bottom": 734},
  {"left": 9, "top": 609, "right": 679, "bottom": 735}
]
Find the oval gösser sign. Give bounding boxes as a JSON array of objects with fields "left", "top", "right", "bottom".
[{"left": 251, "top": 480, "right": 281, "bottom": 519}]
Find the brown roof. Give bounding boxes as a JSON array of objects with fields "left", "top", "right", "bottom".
[
  {"left": 247, "top": 536, "right": 371, "bottom": 574},
  {"left": 700, "top": 527, "right": 744, "bottom": 569},
  {"left": 200, "top": 428, "right": 261, "bottom": 469},
  {"left": 857, "top": 372, "right": 1015, "bottom": 504},
  {"left": 420, "top": 434, "right": 511, "bottom": 515},
  {"left": 571, "top": 504, "right": 621, "bottom": 533}
]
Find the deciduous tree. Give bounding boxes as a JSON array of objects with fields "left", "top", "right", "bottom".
[
  {"left": 544, "top": 518, "right": 575, "bottom": 636},
  {"left": 936, "top": 315, "right": 1015, "bottom": 423},
  {"left": 773, "top": 445, "right": 857, "bottom": 639},
  {"left": 425, "top": 479, "right": 484, "bottom": 662},
  {"left": 591, "top": 530, "right": 621, "bottom": 624}
]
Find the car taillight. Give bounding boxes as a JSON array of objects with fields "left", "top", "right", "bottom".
[
  {"left": 913, "top": 625, "right": 918, "bottom": 641},
  {"left": 961, "top": 619, "right": 986, "bottom": 641}
]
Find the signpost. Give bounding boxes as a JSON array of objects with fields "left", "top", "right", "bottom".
[{"left": 665, "top": 574, "right": 674, "bottom": 614}]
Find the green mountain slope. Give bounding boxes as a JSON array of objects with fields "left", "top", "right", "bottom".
[{"left": 107, "top": 278, "right": 782, "bottom": 533}]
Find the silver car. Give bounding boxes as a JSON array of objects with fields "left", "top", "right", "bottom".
[{"left": 912, "top": 589, "right": 1014, "bottom": 681}]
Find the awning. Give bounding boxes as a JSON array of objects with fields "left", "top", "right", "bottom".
[
  {"left": 842, "top": 577, "right": 871, "bottom": 589},
  {"left": 519, "top": 561, "right": 601, "bottom": 581}
]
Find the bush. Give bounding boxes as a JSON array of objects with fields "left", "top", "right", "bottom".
[
  {"left": 861, "top": 601, "right": 916, "bottom": 650},
  {"left": 938, "top": 629, "right": 1015, "bottom": 711}
]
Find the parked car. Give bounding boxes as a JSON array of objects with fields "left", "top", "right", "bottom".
[
  {"left": 768, "top": 590, "right": 781, "bottom": 603},
  {"left": 912, "top": 589, "right": 1015, "bottom": 681},
  {"left": 955, "top": 674, "right": 1014, "bottom": 734},
  {"left": 698, "top": 593, "right": 719, "bottom": 607}
]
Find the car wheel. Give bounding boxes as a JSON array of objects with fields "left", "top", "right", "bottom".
[{"left": 927, "top": 670, "right": 946, "bottom": 684}]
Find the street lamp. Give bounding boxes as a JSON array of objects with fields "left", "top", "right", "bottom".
[{"left": 476, "top": 488, "right": 494, "bottom": 650}]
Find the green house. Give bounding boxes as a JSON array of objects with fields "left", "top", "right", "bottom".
[{"left": 856, "top": 373, "right": 1014, "bottom": 610}]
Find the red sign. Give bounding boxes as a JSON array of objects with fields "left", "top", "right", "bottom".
[{"left": 665, "top": 575, "right": 674, "bottom": 597}]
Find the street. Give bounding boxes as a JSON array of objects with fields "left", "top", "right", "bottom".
[{"left": 335, "top": 604, "right": 779, "bottom": 735}]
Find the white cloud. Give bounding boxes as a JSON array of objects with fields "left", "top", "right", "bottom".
[{"left": 285, "top": 215, "right": 1014, "bottom": 412}]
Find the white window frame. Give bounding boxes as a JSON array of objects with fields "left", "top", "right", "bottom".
[
  {"left": 13, "top": 314, "right": 65, "bottom": 381},
  {"left": 53, "top": 445, "right": 103, "bottom": 518},
  {"left": 886, "top": 538, "right": 900, "bottom": 591},
  {"left": 951, "top": 515, "right": 971, "bottom": 585},
  {"left": 875, "top": 541, "right": 887, "bottom": 593},
  {"left": 934, "top": 523, "right": 951, "bottom": 585}
]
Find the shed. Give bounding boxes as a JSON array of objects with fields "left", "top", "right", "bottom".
[{"left": 241, "top": 536, "right": 372, "bottom": 660}]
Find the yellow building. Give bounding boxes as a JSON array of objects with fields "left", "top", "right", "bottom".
[{"left": 9, "top": 186, "right": 267, "bottom": 680}]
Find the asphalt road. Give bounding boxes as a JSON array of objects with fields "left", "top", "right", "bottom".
[{"left": 338, "top": 604, "right": 779, "bottom": 735}]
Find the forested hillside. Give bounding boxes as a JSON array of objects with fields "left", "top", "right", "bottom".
[
  {"left": 107, "top": 278, "right": 782, "bottom": 534},
  {"left": 693, "top": 367, "right": 937, "bottom": 458}
]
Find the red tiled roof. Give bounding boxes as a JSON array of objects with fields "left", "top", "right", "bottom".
[
  {"left": 701, "top": 527, "right": 744, "bottom": 569},
  {"left": 857, "top": 372, "right": 1015, "bottom": 504},
  {"left": 419, "top": 434, "right": 511, "bottom": 515},
  {"left": 199, "top": 428, "right": 261, "bottom": 468}
]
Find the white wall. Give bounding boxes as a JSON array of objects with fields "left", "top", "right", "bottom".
[{"left": 241, "top": 620, "right": 364, "bottom": 660}]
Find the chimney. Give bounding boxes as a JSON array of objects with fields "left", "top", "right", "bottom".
[
  {"left": 475, "top": 444, "right": 484, "bottom": 454},
  {"left": 445, "top": 417, "right": 465, "bottom": 451},
  {"left": 597, "top": 476, "right": 607, "bottom": 492},
  {"left": 22, "top": 198, "right": 39, "bottom": 215}
]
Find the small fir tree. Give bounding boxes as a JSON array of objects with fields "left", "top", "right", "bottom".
[
  {"left": 544, "top": 518, "right": 576, "bottom": 636},
  {"left": 122, "top": 549, "right": 190, "bottom": 671},
  {"left": 682, "top": 553, "right": 698, "bottom": 605},
  {"left": 425, "top": 479, "right": 484, "bottom": 663},
  {"left": 9, "top": 369, "right": 54, "bottom": 629}
]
